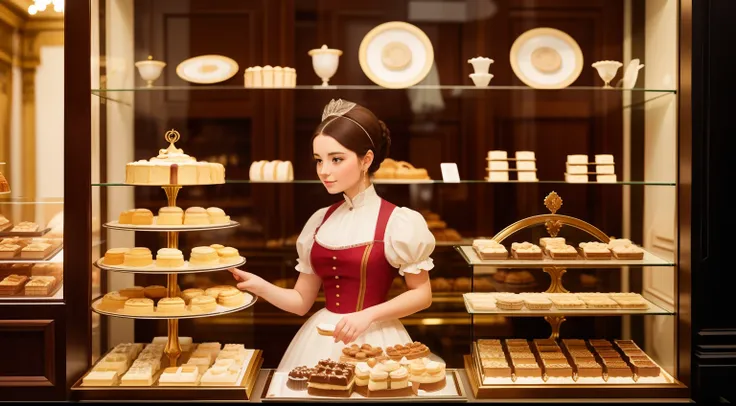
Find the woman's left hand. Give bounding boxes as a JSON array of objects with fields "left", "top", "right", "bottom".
[{"left": 333, "top": 311, "right": 374, "bottom": 344}]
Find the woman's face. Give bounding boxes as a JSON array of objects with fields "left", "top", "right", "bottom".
[{"left": 313, "top": 134, "right": 363, "bottom": 194}]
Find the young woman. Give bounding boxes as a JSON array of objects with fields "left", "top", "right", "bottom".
[{"left": 229, "top": 99, "right": 436, "bottom": 372}]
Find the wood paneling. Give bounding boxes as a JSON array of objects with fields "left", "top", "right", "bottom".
[{"left": 0, "top": 320, "right": 55, "bottom": 386}]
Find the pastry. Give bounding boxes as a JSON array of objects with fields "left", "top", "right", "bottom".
[
  {"left": 206, "top": 207, "right": 230, "bottom": 224},
  {"left": 539, "top": 237, "right": 565, "bottom": 250},
  {"left": 183, "top": 207, "right": 209, "bottom": 225},
  {"left": 511, "top": 242, "right": 543, "bottom": 260},
  {"left": 157, "top": 206, "right": 183, "bottom": 225},
  {"left": 103, "top": 248, "right": 130, "bottom": 265},
  {"left": 523, "top": 296, "right": 552, "bottom": 310},
  {"left": 475, "top": 277, "right": 494, "bottom": 292},
  {"left": 515, "top": 151, "right": 535, "bottom": 160},
  {"left": 385, "top": 342, "right": 430, "bottom": 361},
  {"left": 0, "top": 244, "right": 21, "bottom": 259},
  {"left": 566, "top": 163, "right": 588, "bottom": 174},
  {"left": 156, "top": 297, "right": 186, "bottom": 313},
  {"left": 353, "top": 363, "right": 370, "bottom": 394},
  {"left": 487, "top": 150, "right": 507, "bottom": 160},
  {"left": 307, "top": 360, "right": 355, "bottom": 397},
  {"left": 210, "top": 243, "right": 225, "bottom": 250},
  {"left": 188, "top": 295, "right": 217, "bottom": 313},
  {"left": 517, "top": 171, "right": 538, "bottom": 182},
  {"left": 340, "top": 344, "right": 385, "bottom": 364},
  {"left": 155, "top": 248, "right": 185, "bottom": 268},
  {"left": 11, "top": 221, "right": 39, "bottom": 232},
  {"left": 217, "top": 289, "right": 245, "bottom": 307},
  {"left": 125, "top": 137, "right": 225, "bottom": 185},
  {"left": 317, "top": 323, "right": 336, "bottom": 336},
  {"left": 579, "top": 242, "right": 612, "bottom": 259},
  {"left": 205, "top": 285, "right": 237, "bottom": 299},
  {"left": 119, "top": 286, "right": 145, "bottom": 298},
  {"left": 152, "top": 336, "right": 192, "bottom": 352},
  {"left": 31, "top": 263, "right": 63, "bottom": 281},
  {"left": 513, "top": 361, "right": 542, "bottom": 377},
  {"left": 200, "top": 364, "right": 240, "bottom": 385},
  {"left": 123, "top": 298, "right": 155, "bottom": 314},
  {"left": 118, "top": 209, "right": 136, "bottom": 224},
  {"left": 517, "top": 160, "right": 536, "bottom": 170},
  {"left": 120, "top": 365, "right": 155, "bottom": 386},
  {"left": 453, "top": 277, "right": 471, "bottom": 292},
  {"left": 143, "top": 285, "right": 167, "bottom": 299},
  {"left": 611, "top": 244, "right": 645, "bottom": 260},
  {"left": 158, "top": 365, "right": 201, "bottom": 386},
  {"left": 131, "top": 209, "right": 154, "bottom": 225},
  {"left": 374, "top": 158, "right": 398, "bottom": 179},
  {"left": 20, "top": 243, "right": 53, "bottom": 259},
  {"left": 395, "top": 161, "right": 429, "bottom": 180},
  {"left": 487, "top": 171, "right": 509, "bottom": 181},
  {"left": 596, "top": 164, "right": 615, "bottom": 174},
  {"left": 505, "top": 270, "right": 535, "bottom": 285},
  {"left": 488, "top": 160, "right": 509, "bottom": 170},
  {"left": 190, "top": 246, "right": 219, "bottom": 266},
  {"left": 216, "top": 247, "right": 241, "bottom": 265},
  {"left": 0, "top": 274, "right": 28, "bottom": 295},
  {"left": 481, "top": 359, "right": 511, "bottom": 378},
  {"left": 101, "top": 291, "right": 129, "bottom": 310},
  {"left": 474, "top": 244, "right": 508, "bottom": 260},
  {"left": 596, "top": 174, "right": 617, "bottom": 183},
  {"left": 181, "top": 288, "right": 205, "bottom": 304},
  {"left": 607, "top": 238, "right": 633, "bottom": 249},
  {"left": 24, "top": 276, "right": 56, "bottom": 296},
  {"left": 123, "top": 247, "right": 153, "bottom": 267},
  {"left": 548, "top": 244, "right": 579, "bottom": 260},
  {"left": 595, "top": 154, "right": 614, "bottom": 164},
  {"left": 82, "top": 371, "right": 119, "bottom": 386}
]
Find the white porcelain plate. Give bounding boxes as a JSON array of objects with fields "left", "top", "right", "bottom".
[
  {"left": 359, "top": 21, "right": 434, "bottom": 89},
  {"left": 176, "top": 55, "right": 239, "bottom": 84},
  {"left": 510, "top": 28, "right": 583, "bottom": 89}
]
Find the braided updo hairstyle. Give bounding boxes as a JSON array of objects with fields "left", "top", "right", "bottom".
[{"left": 312, "top": 102, "right": 391, "bottom": 174}]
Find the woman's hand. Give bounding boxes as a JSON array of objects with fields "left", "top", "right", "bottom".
[
  {"left": 333, "top": 311, "right": 375, "bottom": 344},
  {"left": 229, "top": 268, "right": 266, "bottom": 295}
]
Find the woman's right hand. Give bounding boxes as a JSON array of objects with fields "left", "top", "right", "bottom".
[{"left": 229, "top": 268, "right": 266, "bottom": 295}]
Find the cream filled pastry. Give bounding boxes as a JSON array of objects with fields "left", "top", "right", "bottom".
[
  {"left": 132, "top": 209, "right": 154, "bottom": 225},
  {"left": 206, "top": 207, "right": 230, "bottom": 224},
  {"left": 123, "top": 247, "right": 153, "bottom": 267},
  {"left": 217, "top": 247, "right": 241, "bottom": 264},
  {"left": 189, "top": 295, "right": 217, "bottom": 313},
  {"left": 156, "top": 248, "right": 184, "bottom": 268},
  {"left": 190, "top": 246, "right": 219, "bottom": 266},
  {"left": 181, "top": 288, "right": 205, "bottom": 304},
  {"left": 104, "top": 248, "right": 130, "bottom": 265},
  {"left": 157, "top": 206, "right": 183, "bottom": 225},
  {"left": 183, "top": 207, "right": 209, "bottom": 225}
]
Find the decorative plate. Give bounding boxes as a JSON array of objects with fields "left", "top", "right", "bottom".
[
  {"left": 176, "top": 55, "right": 239, "bottom": 84},
  {"left": 510, "top": 28, "right": 583, "bottom": 89},
  {"left": 359, "top": 21, "right": 434, "bottom": 89}
]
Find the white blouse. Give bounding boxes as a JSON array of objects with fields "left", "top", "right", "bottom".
[{"left": 295, "top": 185, "right": 436, "bottom": 276}]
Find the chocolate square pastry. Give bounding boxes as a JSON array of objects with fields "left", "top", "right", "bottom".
[
  {"left": 628, "top": 355, "right": 651, "bottom": 362},
  {"left": 562, "top": 339, "right": 587, "bottom": 346},
  {"left": 540, "top": 352, "right": 567, "bottom": 360},
  {"left": 507, "top": 346, "right": 531, "bottom": 353},
  {"left": 604, "top": 362, "right": 632, "bottom": 378},
  {"left": 536, "top": 345, "right": 561, "bottom": 352},
  {"left": 513, "top": 363, "right": 542, "bottom": 377},
  {"left": 622, "top": 349, "right": 646, "bottom": 357},
  {"left": 613, "top": 339, "right": 636, "bottom": 346},
  {"left": 575, "top": 361, "right": 603, "bottom": 377},
  {"left": 533, "top": 339, "right": 558, "bottom": 346},
  {"left": 543, "top": 363, "right": 573, "bottom": 377},
  {"left": 632, "top": 361, "right": 660, "bottom": 377}
]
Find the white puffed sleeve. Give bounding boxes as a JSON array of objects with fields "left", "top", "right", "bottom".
[
  {"left": 294, "top": 207, "right": 328, "bottom": 274},
  {"left": 384, "top": 207, "right": 436, "bottom": 276}
]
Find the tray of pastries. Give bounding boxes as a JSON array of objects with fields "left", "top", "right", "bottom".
[
  {"left": 463, "top": 292, "right": 666, "bottom": 315},
  {"left": 0, "top": 273, "right": 62, "bottom": 297},
  {"left": 266, "top": 349, "right": 465, "bottom": 400},
  {"left": 0, "top": 237, "right": 63, "bottom": 262},
  {"left": 91, "top": 284, "right": 257, "bottom": 319},
  {"left": 373, "top": 159, "right": 432, "bottom": 182},
  {"left": 458, "top": 237, "right": 666, "bottom": 267},
  {"left": 106, "top": 206, "right": 239, "bottom": 231},
  {"left": 96, "top": 245, "right": 245, "bottom": 274},
  {"left": 74, "top": 341, "right": 263, "bottom": 399},
  {"left": 125, "top": 129, "right": 225, "bottom": 186}
]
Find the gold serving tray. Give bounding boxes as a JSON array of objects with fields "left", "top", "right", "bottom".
[
  {"left": 91, "top": 292, "right": 257, "bottom": 320},
  {"left": 71, "top": 348, "right": 263, "bottom": 400},
  {"left": 456, "top": 245, "right": 673, "bottom": 268},
  {"left": 94, "top": 256, "right": 246, "bottom": 274},
  {"left": 104, "top": 220, "right": 239, "bottom": 232},
  {"left": 261, "top": 369, "right": 466, "bottom": 402},
  {"left": 464, "top": 346, "right": 688, "bottom": 399}
]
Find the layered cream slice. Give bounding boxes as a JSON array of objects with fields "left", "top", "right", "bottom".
[{"left": 125, "top": 141, "right": 225, "bottom": 185}]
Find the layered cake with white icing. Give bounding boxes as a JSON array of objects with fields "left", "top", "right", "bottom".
[{"left": 125, "top": 129, "right": 225, "bottom": 185}]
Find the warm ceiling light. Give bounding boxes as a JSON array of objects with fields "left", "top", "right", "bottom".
[{"left": 28, "top": 0, "right": 64, "bottom": 15}]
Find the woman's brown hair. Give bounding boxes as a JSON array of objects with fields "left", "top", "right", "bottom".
[{"left": 312, "top": 102, "right": 391, "bottom": 174}]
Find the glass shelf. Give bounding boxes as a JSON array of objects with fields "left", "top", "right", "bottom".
[
  {"left": 92, "top": 85, "right": 677, "bottom": 93},
  {"left": 91, "top": 179, "right": 676, "bottom": 187}
]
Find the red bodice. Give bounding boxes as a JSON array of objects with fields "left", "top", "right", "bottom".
[{"left": 310, "top": 199, "right": 398, "bottom": 314}]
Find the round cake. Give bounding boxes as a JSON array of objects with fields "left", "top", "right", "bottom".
[
  {"left": 155, "top": 248, "right": 184, "bottom": 268},
  {"left": 118, "top": 209, "right": 136, "bottom": 224},
  {"left": 206, "top": 207, "right": 230, "bottom": 225},
  {"left": 287, "top": 366, "right": 313, "bottom": 390},
  {"left": 181, "top": 288, "right": 205, "bottom": 304},
  {"left": 156, "top": 297, "right": 186, "bottom": 313},
  {"left": 104, "top": 248, "right": 130, "bottom": 265},
  {"left": 183, "top": 207, "right": 209, "bottom": 225},
  {"left": 144, "top": 285, "right": 167, "bottom": 299},
  {"left": 190, "top": 246, "right": 219, "bottom": 266},
  {"left": 124, "top": 298, "right": 155, "bottom": 314},
  {"left": 123, "top": 247, "right": 153, "bottom": 267},
  {"left": 217, "top": 289, "right": 245, "bottom": 307},
  {"left": 189, "top": 295, "right": 217, "bottom": 312},
  {"left": 132, "top": 209, "right": 154, "bottom": 225},
  {"left": 119, "top": 286, "right": 145, "bottom": 299},
  {"left": 217, "top": 247, "right": 241, "bottom": 265},
  {"left": 157, "top": 206, "right": 183, "bottom": 225}
]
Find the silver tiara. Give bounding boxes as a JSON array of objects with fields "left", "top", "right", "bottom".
[{"left": 320, "top": 99, "right": 374, "bottom": 148}]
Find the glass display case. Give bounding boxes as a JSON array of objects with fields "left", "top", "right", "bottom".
[{"left": 64, "top": 0, "right": 695, "bottom": 401}]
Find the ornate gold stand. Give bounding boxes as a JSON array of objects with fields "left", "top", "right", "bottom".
[
  {"left": 491, "top": 192, "right": 611, "bottom": 337},
  {"left": 162, "top": 185, "right": 183, "bottom": 363}
]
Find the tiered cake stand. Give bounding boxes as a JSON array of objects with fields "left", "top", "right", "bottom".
[{"left": 73, "top": 130, "right": 262, "bottom": 400}]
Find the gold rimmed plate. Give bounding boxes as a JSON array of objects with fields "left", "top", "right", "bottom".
[
  {"left": 104, "top": 220, "right": 239, "bottom": 232},
  {"left": 176, "top": 55, "right": 239, "bottom": 84},
  {"left": 94, "top": 256, "right": 246, "bottom": 274},
  {"left": 510, "top": 27, "right": 583, "bottom": 89},
  {"left": 91, "top": 291, "right": 257, "bottom": 320}
]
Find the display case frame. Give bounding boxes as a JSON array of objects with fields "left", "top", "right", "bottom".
[{"left": 46, "top": 0, "right": 736, "bottom": 402}]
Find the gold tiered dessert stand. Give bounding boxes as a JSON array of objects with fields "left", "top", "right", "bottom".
[
  {"left": 73, "top": 130, "right": 262, "bottom": 400},
  {"left": 456, "top": 191, "right": 687, "bottom": 399}
]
